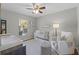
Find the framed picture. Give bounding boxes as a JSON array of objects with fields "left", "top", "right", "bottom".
[{"left": 0, "top": 20, "right": 7, "bottom": 34}]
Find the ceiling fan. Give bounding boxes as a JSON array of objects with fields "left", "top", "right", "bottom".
[{"left": 26, "top": 3, "right": 46, "bottom": 14}]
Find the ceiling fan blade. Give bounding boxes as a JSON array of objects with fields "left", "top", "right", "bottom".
[
  {"left": 39, "top": 10, "right": 43, "bottom": 13},
  {"left": 26, "top": 8, "right": 34, "bottom": 10},
  {"left": 39, "top": 7, "right": 46, "bottom": 9}
]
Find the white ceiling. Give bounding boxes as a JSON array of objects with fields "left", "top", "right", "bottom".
[{"left": 1, "top": 3, "right": 79, "bottom": 18}]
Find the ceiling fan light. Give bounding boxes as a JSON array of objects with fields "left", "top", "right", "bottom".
[
  {"left": 33, "top": 10, "right": 36, "bottom": 13},
  {"left": 35, "top": 10, "right": 39, "bottom": 14},
  {"left": 33, "top": 10, "right": 39, "bottom": 14}
]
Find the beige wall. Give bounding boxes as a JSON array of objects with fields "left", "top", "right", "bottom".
[
  {"left": 0, "top": 3, "right": 1, "bottom": 15},
  {"left": 77, "top": 7, "right": 79, "bottom": 47},
  {"left": 1, "top": 9, "right": 37, "bottom": 40},
  {"left": 37, "top": 8, "right": 78, "bottom": 46}
]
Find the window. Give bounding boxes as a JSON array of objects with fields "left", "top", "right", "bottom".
[{"left": 19, "top": 19, "right": 28, "bottom": 36}]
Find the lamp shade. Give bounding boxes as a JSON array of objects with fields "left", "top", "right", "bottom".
[{"left": 53, "top": 24, "right": 59, "bottom": 28}]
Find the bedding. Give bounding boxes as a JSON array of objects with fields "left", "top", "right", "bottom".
[
  {"left": 34, "top": 30, "right": 49, "bottom": 41},
  {"left": 34, "top": 30, "right": 75, "bottom": 55},
  {"left": 1, "top": 35, "right": 22, "bottom": 45},
  {"left": 50, "top": 41, "right": 75, "bottom": 55},
  {"left": 36, "top": 37, "right": 48, "bottom": 41},
  {"left": 57, "top": 41, "right": 69, "bottom": 54},
  {"left": 61, "top": 35, "right": 66, "bottom": 41},
  {"left": 61, "top": 31, "right": 74, "bottom": 41}
]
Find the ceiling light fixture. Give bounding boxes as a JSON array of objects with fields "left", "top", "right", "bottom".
[
  {"left": 26, "top": 3, "right": 46, "bottom": 14},
  {"left": 33, "top": 9, "right": 39, "bottom": 14}
]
